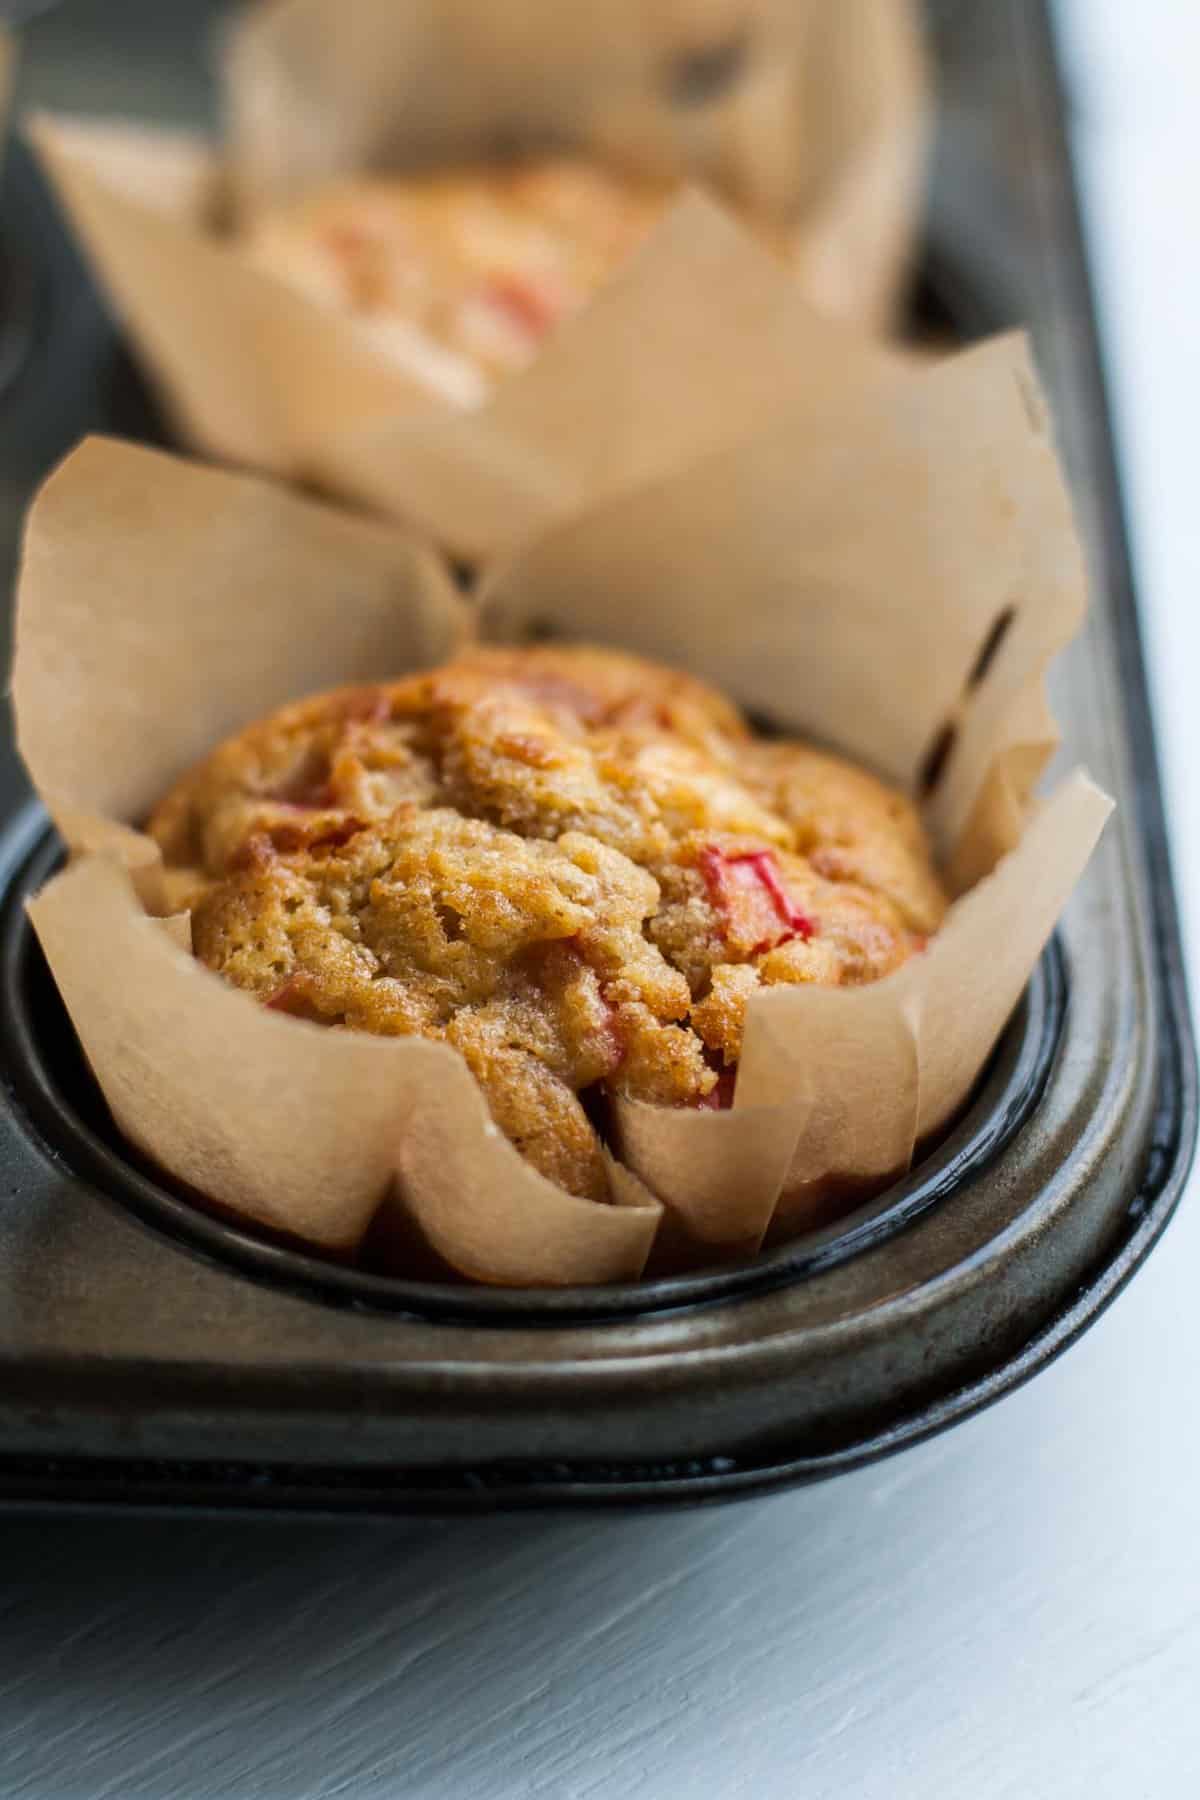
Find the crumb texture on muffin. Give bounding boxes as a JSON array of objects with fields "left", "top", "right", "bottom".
[
  {"left": 244, "top": 161, "right": 673, "bottom": 400},
  {"left": 149, "top": 646, "right": 947, "bottom": 1201}
]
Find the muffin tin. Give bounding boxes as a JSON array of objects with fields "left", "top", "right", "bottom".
[{"left": 0, "top": 0, "right": 1193, "bottom": 1512}]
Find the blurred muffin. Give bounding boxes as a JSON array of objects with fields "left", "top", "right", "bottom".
[
  {"left": 243, "top": 160, "right": 677, "bottom": 404},
  {"left": 148, "top": 646, "right": 946, "bottom": 1201}
]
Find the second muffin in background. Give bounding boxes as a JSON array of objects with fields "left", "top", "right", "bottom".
[{"left": 243, "top": 161, "right": 691, "bottom": 404}]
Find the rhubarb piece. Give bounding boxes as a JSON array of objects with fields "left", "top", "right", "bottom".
[{"left": 700, "top": 844, "right": 816, "bottom": 956}]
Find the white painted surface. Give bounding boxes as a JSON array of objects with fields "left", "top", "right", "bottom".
[{"left": 2, "top": 4, "right": 1199, "bottom": 1796}]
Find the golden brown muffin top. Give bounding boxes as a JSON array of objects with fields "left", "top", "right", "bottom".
[{"left": 149, "top": 646, "right": 947, "bottom": 1202}]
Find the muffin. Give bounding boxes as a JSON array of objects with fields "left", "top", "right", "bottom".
[
  {"left": 148, "top": 646, "right": 947, "bottom": 1204},
  {"left": 243, "top": 160, "right": 677, "bottom": 405}
]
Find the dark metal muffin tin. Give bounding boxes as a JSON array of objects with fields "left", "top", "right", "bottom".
[{"left": 0, "top": 1, "right": 1193, "bottom": 1512}]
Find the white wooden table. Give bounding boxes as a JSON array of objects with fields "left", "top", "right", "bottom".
[{"left": 2, "top": 4, "right": 1198, "bottom": 1795}]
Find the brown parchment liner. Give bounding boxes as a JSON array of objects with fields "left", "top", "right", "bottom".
[
  {"left": 223, "top": 0, "right": 924, "bottom": 234},
  {"left": 13, "top": 328, "right": 1110, "bottom": 1286},
  {"left": 24, "top": 0, "right": 924, "bottom": 563},
  {"left": 13, "top": 438, "right": 664, "bottom": 1281}
]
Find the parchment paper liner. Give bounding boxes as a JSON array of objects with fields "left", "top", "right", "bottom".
[
  {"left": 13, "top": 327, "right": 1110, "bottom": 1284},
  {"left": 222, "top": 0, "right": 927, "bottom": 327},
  {"left": 13, "top": 439, "right": 663, "bottom": 1281},
  {"left": 477, "top": 329, "right": 1112, "bottom": 1246},
  {"left": 222, "top": 0, "right": 923, "bottom": 219},
  {"left": 25, "top": 0, "right": 923, "bottom": 562}
]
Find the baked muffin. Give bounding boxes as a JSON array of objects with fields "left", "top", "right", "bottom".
[
  {"left": 148, "top": 646, "right": 947, "bottom": 1203},
  {"left": 243, "top": 160, "right": 675, "bottom": 405}
]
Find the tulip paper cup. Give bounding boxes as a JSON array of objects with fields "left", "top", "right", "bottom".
[{"left": 10, "top": 318, "right": 1110, "bottom": 1286}]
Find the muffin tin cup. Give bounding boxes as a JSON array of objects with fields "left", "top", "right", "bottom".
[{"left": 1, "top": 814, "right": 1068, "bottom": 1328}]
